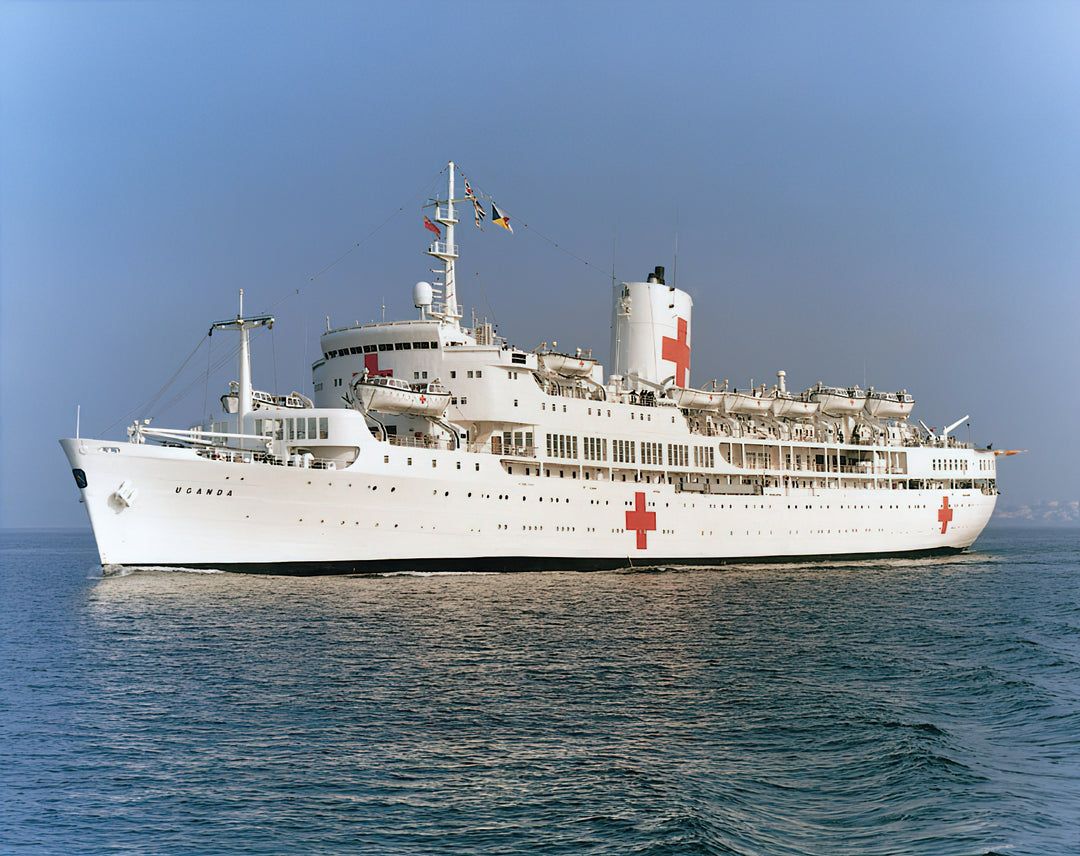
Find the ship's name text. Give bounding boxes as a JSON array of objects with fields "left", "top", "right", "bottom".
[{"left": 175, "top": 486, "right": 233, "bottom": 496}]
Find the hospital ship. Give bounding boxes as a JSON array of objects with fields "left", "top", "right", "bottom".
[{"left": 60, "top": 162, "right": 1003, "bottom": 573}]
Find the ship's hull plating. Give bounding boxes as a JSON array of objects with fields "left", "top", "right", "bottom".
[{"left": 62, "top": 438, "right": 996, "bottom": 575}]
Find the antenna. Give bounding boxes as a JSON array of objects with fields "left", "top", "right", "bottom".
[
  {"left": 673, "top": 208, "right": 679, "bottom": 289},
  {"left": 612, "top": 229, "right": 617, "bottom": 289}
]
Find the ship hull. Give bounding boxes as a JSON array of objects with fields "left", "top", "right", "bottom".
[{"left": 62, "top": 437, "right": 996, "bottom": 575}]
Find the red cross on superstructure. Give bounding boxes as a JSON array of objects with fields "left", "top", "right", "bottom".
[
  {"left": 661, "top": 317, "right": 690, "bottom": 387},
  {"left": 938, "top": 497, "right": 953, "bottom": 534},
  {"left": 364, "top": 353, "right": 393, "bottom": 377},
  {"left": 625, "top": 491, "right": 657, "bottom": 550}
]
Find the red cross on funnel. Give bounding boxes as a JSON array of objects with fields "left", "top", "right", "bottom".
[
  {"left": 625, "top": 492, "right": 657, "bottom": 549},
  {"left": 661, "top": 318, "right": 690, "bottom": 387},
  {"left": 938, "top": 497, "right": 953, "bottom": 534}
]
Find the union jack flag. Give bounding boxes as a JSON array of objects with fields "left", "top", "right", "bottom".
[{"left": 461, "top": 172, "right": 486, "bottom": 230}]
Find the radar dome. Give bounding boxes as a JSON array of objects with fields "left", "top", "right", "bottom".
[{"left": 413, "top": 281, "right": 433, "bottom": 308}]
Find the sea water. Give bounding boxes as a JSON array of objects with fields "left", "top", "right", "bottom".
[{"left": 2, "top": 526, "right": 1078, "bottom": 855}]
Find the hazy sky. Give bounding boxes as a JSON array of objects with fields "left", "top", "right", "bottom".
[{"left": 2, "top": 0, "right": 1077, "bottom": 528}]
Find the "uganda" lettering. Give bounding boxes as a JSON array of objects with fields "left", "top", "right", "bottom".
[{"left": 175, "top": 486, "right": 233, "bottom": 496}]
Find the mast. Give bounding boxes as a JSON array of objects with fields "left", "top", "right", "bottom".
[
  {"left": 209, "top": 289, "right": 274, "bottom": 429},
  {"left": 237, "top": 290, "right": 252, "bottom": 425},
  {"left": 426, "top": 161, "right": 461, "bottom": 329}
]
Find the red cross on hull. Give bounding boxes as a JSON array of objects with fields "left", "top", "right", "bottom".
[
  {"left": 625, "top": 492, "right": 657, "bottom": 549},
  {"left": 938, "top": 497, "right": 954, "bottom": 534},
  {"left": 661, "top": 317, "right": 691, "bottom": 387}
]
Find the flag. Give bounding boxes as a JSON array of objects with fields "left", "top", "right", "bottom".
[
  {"left": 491, "top": 201, "right": 513, "bottom": 233},
  {"left": 462, "top": 172, "right": 486, "bottom": 230},
  {"left": 424, "top": 214, "right": 441, "bottom": 239}
]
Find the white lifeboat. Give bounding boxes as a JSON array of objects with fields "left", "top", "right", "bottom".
[
  {"left": 221, "top": 382, "right": 313, "bottom": 413},
  {"left": 864, "top": 390, "right": 914, "bottom": 419},
  {"left": 668, "top": 386, "right": 723, "bottom": 411},
  {"left": 352, "top": 375, "right": 451, "bottom": 417},
  {"left": 771, "top": 392, "right": 820, "bottom": 418},
  {"left": 539, "top": 351, "right": 597, "bottom": 377},
  {"left": 723, "top": 390, "right": 773, "bottom": 416},
  {"left": 810, "top": 385, "right": 867, "bottom": 416}
]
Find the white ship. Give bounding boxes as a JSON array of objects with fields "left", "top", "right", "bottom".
[{"left": 61, "top": 162, "right": 1005, "bottom": 574}]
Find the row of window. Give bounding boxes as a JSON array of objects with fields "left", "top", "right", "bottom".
[
  {"left": 583, "top": 436, "right": 608, "bottom": 461},
  {"left": 324, "top": 341, "right": 440, "bottom": 359},
  {"left": 550, "top": 437, "right": 714, "bottom": 469},
  {"left": 933, "top": 458, "right": 970, "bottom": 472},
  {"left": 254, "top": 417, "right": 330, "bottom": 441},
  {"left": 498, "top": 430, "right": 534, "bottom": 455},
  {"left": 668, "top": 444, "right": 689, "bottom": 467},
  {"left": 546, "top": 433, "right": 579, "bottom": 459},
  {"left": 693, "top": 446, "right": 715, "bottom": 468}
]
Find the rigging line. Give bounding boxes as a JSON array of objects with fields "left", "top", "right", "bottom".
[
  {"left": 99, "top": 334, "right": 209, "bottom": 437},
  {"left": 472, "top": 271, "right": 498, "bottom": 327},
  {"left": 127, "top": 325, "right": 271, "bottom": 430},
  {"left": 266, "top": 170, "right": 446, "bottom": 313},
  {"left": 203, "top": 331, "right": 212, "bottom": 421},
  {"left": 451, "top": 161, "right": 497, "bottom": 202},
  {"left": 159, "top": 356, "right": 234, "bottom": 418},
  {"left": 518, "top": 220, "right": 611, "bottom": 281},
  {"left": 153, "top": 330, "right": 253, "bottom": 419},
  {"left": 451, "top": 164, "right": 611, "bottom": 282},
  {"left": 271, "top": 324, "right": 279, "bottom": 396}
]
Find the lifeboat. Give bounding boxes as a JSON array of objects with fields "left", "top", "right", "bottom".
[
  {"left": 352, "top": 375, "right": 451, "bottom": 416},
  {"left": 771, "top": 392, "right": 820, "bottom": 418},
  {"left": 723, "top": 390, "right": 773, "bottom": 416},
  {"left": 221, "top": 382, "right": 313, "bottom": 413},
  {"left": 810, "top": 385, "right": 867, "bottom": 416},
  {"left": 668, "top": 386, "right": 723, "bottom": 411},
  {"left": 864, "top": 390, "right": 914, "bottom": 419},
  {"left": 539, "top": 351, "right": 597, "bottom": 377}
]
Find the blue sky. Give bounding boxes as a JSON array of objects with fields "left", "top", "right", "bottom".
[{"left": 2, "top": 0, "right": 1077, "bottom": 528}]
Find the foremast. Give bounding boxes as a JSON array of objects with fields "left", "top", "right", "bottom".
[
  {"left": 425, "top": 161, "right": 462, "bottom": 330},
  {"left": 209, "top": 289, "right": 274, "bottom": 427}
]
